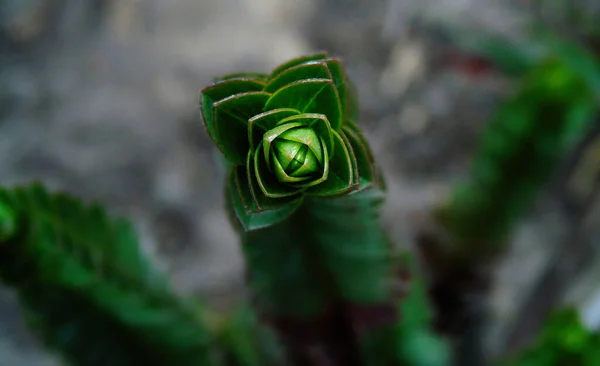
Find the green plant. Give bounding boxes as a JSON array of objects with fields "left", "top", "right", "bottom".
[
  {"left": 426, "top": 21, "right": 600, "bottom": 364},
  {"left": 0, "top": 184, "right": 216, "bottom": 366},
  {"left": 200, "top": 52, "right": 445, "bottom": 365},
  {"left": 0, "top": 45, "right": 599, "bottom": 366},
  {"left": 502, "top": 308, "right": 600, "bottom": 366}
]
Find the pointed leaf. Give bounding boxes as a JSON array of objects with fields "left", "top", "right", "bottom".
[
  {"left": 323, "top": 59, "right": 351, "bottom": 121},
  {"left": 213, "top": 92, "right": 270, "bottom": 165},
  {"left": 264, "top": 62, "right": 332, "bottom": 93},
  {"left": 265, "top": 79, "right": 342, "bottom": 131},
  {"left": 250, "top": 154, "right": 304, "bottom": 210},
  {"left": 262, "top": 122, "right": 305, "bottom": 168},
  {"left": 248, "top": 108, "right": 300, "bottom": 152},
  {"left": 342, "top": 125, "right": 378, "bottom": 188},
  {"left": 281, "top": 144, "right": 320, "bottom": 178},
  {"left": 305, "top": 130, "right": 358, "bottom": 196},
  {"left": 271, "top": 154, "right": 314, "bottom": 184},
  {"left": 269, "top": 52, "right": 329, "bottom": 79},
  {"left": 200, "top": 79, "right": 265, "bottom": 142},
  {"left": 229, "top": 164, "right": 302, "bottom": 231},
  {"left": 278, "top": 114, "right": 334, "bottom": 159},
  {"left": 293, "top": 137, "right": 330, "bottom": 189},
  {"left": 214, "top": 72, "right": 269, "bottom": 83},
  {"left": 254, "top": 145, "right": 304, "bottom": 198},
  {"left": 344, "top": 76, "right": 360, "bottom": 123},
  {"left": 275, "top": 126, "right": 323, "bottom": 166}
]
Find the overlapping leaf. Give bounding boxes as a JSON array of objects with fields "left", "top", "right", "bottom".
[{"left": 200, "top": 52, "right": 371, "bottom": 231}]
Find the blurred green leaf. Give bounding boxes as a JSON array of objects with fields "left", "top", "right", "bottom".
[
  {"left": 0, "top": 183, "right": 216, "bottom": 366},
  {"left": 501, "top": 308, "right": 600, "bottom": 366}
]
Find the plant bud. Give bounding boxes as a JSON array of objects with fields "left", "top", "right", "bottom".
[{"left": 271, "top": 127, "right": 323, "bottom": 180}]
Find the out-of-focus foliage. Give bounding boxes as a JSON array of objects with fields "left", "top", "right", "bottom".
[
  {"left": 436, "top": 51, "right": 598, "bottom": 263},
  {"left": 395, "top": 255, "right": 450, "bottom": 366},
  {"left": 214, "top": 305, "right": 285, "bottom": 366},
  {"left": 0, "top": 184, "right": 217, "bottom": 366},
  {"left": 500, "top": 308, "right": 600, "bottom": 366}
]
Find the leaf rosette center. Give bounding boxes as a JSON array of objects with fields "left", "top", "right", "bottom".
[
  {"left": 261, "top": 119, "right": 330, "bottom": 188},
  {"left": 200, "top": 52, "right": 382, "bottom": 230},
  {"left": 270, "top": 128, "right": 322, "bottom": 179}
]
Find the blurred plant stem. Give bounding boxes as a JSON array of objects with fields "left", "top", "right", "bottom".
[
  {"left": 503, "top": 123, "right": 600, "bottom": 354},
  {"left": 414, "top": 49, "right": 598, "bottom": 365}
]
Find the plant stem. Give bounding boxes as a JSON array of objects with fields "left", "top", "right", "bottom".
[
  {"left": 229, "top": 184, "right": 411, "bottom": 365},
  {"left": 303, "top": 188, "right": 409, "bottom": 366},
  {"left": 227, "top": 192, "right": 363, "bottom": 365}
]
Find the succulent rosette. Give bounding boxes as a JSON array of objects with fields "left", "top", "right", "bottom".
[{"left": 200, "top": 52, "right": 382, "bottom": 230}]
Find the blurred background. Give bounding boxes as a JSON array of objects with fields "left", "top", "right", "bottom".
[{"left": 0, "top": 0, "right": 599, "bottom": 365}]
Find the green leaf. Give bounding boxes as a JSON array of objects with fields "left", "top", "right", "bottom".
[
  {"left": 342, "top": 125, "right": 379, "bottom": 189},
  {"left": 254, "top": 145, "right": 305, "bottom": 198},
  {"left": 0, "top": 199, "right": 15, "bottom": 240},
  {"left": 262, "top": 122, "right": 305, "bottom": 168},
  {"left": 271, "top": 129, "right": 322, "bottom": 178},
  {"left": 277, "top": 113, "right": 334, "bottom": 159},
  {"left": 561, "top": 98, "right": 595, "bottom": 150},
  {"left": 292, "top": 137, "right": 330, "bottom": 189},
  {"left": 265, "top": 79, "right": 342, "bottom": 131},
  {"left": 0, "top": 184, "right": 216, "bottom": 366},
  {"left": 322, "top": 59, "right": 352, "bottom": 121},
  {"left": 345, "top": 122, "right": 386, "bottom": 188},
  {"left": 200, "top": 79, "right": 265, "bottom": 143},
  {"left": 270, "top": 152, "right": 309, "bottom": 185},
  {"left": 537, "top": 32, "right": 600, "bottom": 96},
  {"left": 264, "top": 62, "right": 332, "bottom": 93},
  {"left": 213, "top": 72, "right": 269, "bottom": 83},
  {"left": 248, "top": 108, "right": 300, "bottom": 153},
  {"left": 500, "top": 308, "right": 600, "bottom": 366},
  {"left": 229, "top": 163, "right": 303, "bottom": 231},
  {"left": 269, "top": 52, "right": 329, "bottom": 79},
  {"left": 269, "top": 143, "right": 328, "bottom": 188},
  {"left": 213, "top": 92, "right": 270, "bottom": 165},
  {"left": 343, "top": 75, "right": 361, "bottom": 123},
  {"left": 305, "top": 130, "right": 358, "bottom": 196}
]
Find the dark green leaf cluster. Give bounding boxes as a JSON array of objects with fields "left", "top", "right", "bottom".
[
  {"left": 438, "top": 57, "right": 597, "bottom": 252},
  {"left": 0, "top": 184, "right": 216, "bottom": 366},
  {"left": 501, "top": 308, "right": 600, "bottom": 366},
  {"left": 200, "top": 52, "right": 382, "bottom": 231}
]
